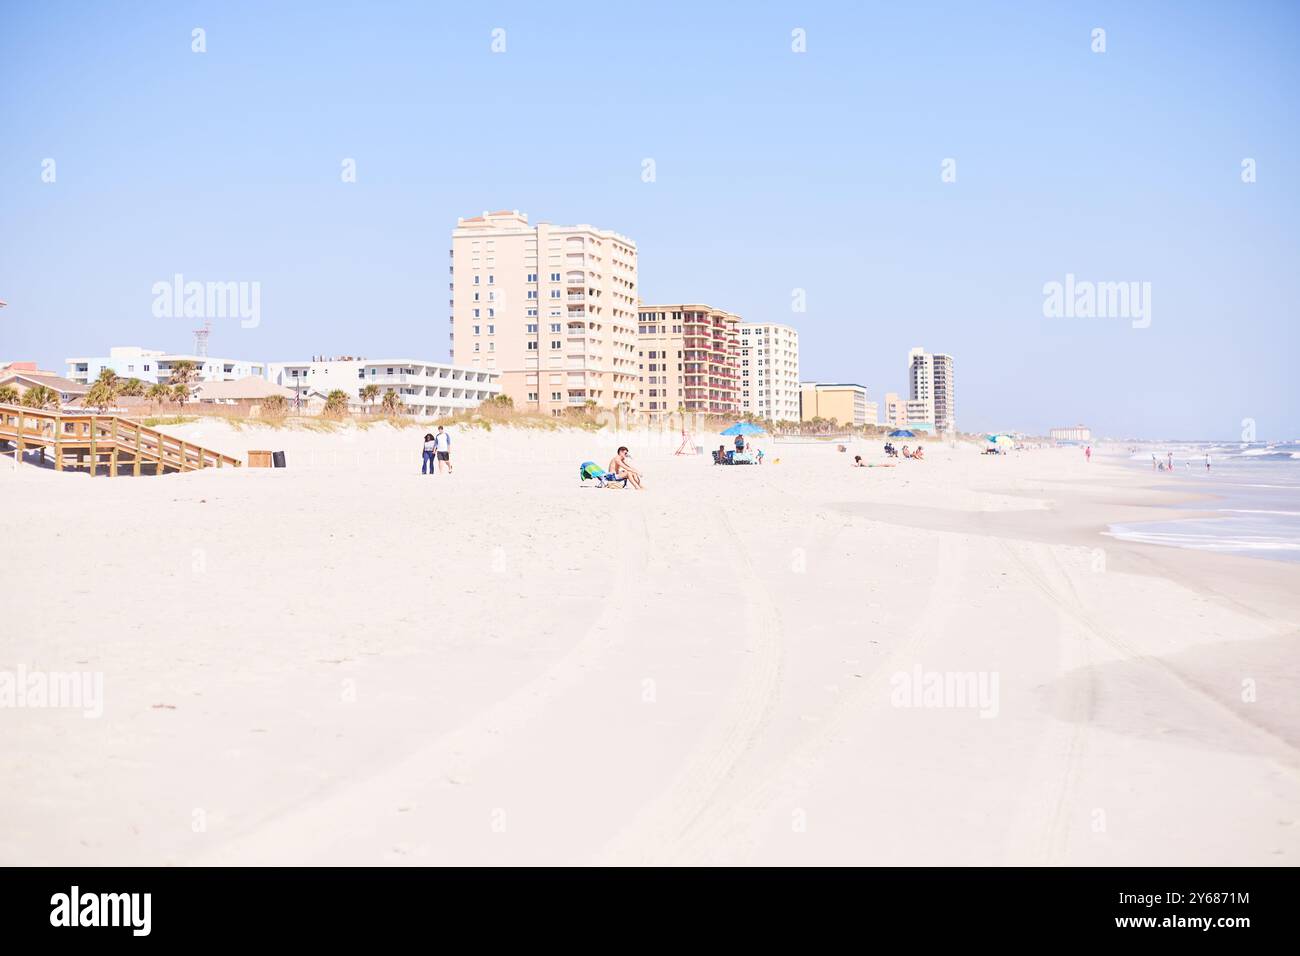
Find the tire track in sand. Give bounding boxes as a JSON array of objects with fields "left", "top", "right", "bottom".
[{"left": 194, "top": 506, "right": 655, "bottom": 865}]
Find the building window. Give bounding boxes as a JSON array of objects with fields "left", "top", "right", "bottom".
[
  {"left": 550, "top": 324, "right": 561, "bottom": 333},
  {"left": 551, "top": 392, "right": 562, "bottom": 401},
  {"left": 550, "top": 273, "right": 560, "bottom": 281},
  {"left": 551, "top": 341, "right": 561, "bottom": 350},
  {"left": 527, "top": 392, "right": 538, "bottom": 401},
  {"left": 527, "top": 273, "right": 537, "bottom": 282},
  {"left": 488, "top": 275, "right": 494, "bottom": 284},
  {"left": 473, "top": 275, "right": 479, "bottom": 285},
  {"left": 526, "top": 323, "right": 538, "bottom": 333},
  {"left": 527, "top": 341, "right": 538, "bottom": 350}
]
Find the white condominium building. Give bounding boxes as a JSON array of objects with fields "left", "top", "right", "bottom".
[
  {"left": 449, "top": 210, "right": 640, "bottom": 416},
  {"left": 66, "top": 346, "right": 265, "bottom": 385},
  {"left": 266, "top": 357, "right": 500, "bottom": 417},
  {"left": 907, "top": 346, "right": 956, "bottom": 433},
  {"left": 738, "top": 322, "right": 800, "bottom": 422},
  {"left": 1050, "top": 425, "right": 1092, "bottom": 442}
]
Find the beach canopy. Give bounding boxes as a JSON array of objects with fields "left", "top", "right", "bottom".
[
  {"left": 721, "top": 422, "right": 766, "bottom": 436},
  {"left": 888, "top": 429, "right": 916, "bottom": 438},
  {"left": 986, "top": 434, "right": 1014, "bottom": 445}
]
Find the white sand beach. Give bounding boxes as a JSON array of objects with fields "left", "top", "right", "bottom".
[{"left": 1, "top": 422, "right": 1297, "bottom": 866}]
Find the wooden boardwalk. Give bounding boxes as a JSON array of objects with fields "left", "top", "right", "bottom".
[{"left": 0, "top": 404, "right": 241, "bottom": 475}]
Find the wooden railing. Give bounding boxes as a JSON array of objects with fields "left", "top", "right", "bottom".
[{"left": 0, "top": 404, "right": 241, "bottom": 475}]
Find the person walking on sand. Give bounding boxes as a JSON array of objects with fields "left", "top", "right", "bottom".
[
  {"left": 1152, "top": 453, "right": 1157, "bottom": 471},
  {"left": 608, "top": 446, "right": 644, "bottom": 489},
  {"left": 1167, "top": 452, "right": 1174, "bottom": 471},
  {"left": 434, "top": 425, "right": 453, "bottom": 474},
  {"left": 1085, "top": 445, "right": 1092, "bottom": 463},
  {"left": 421, "top": 433, "right": 436, "bottom": 475},
  {"left": 1206, "top": 452, "right": 1211, "bottom": 471}
]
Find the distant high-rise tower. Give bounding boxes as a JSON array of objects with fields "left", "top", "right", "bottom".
[
  {"left": 908, "top": 346, "right": 956, "bottom": 433},
  {"left": 193, "top": 319, "right": 211, "bottom": 358}
]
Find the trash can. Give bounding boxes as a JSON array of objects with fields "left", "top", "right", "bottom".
[
  {"left": 272, "top": 451, "right": 287, "bottom": 468},
  {"left": 248, "top": 450, "right": 272, "bottom": 468}
]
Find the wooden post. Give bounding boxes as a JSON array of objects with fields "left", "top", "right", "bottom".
[
  {"left": 134, "top": 425, "right": 142, "bottom": 476},
  {"left": 89, "top": 420, "right": 97, "bottom": 477},
  {"left": 109, "top": 419, "right": 118, "bottom": 477},
  {"left": 55, "top": 419, "right": 63, "bottom": 472},
  {"left": 16, "top": 409, "right": 25, "bottom": 467},
  {"left": 179, "top": 441, "right": 187, "bottom": 472}
]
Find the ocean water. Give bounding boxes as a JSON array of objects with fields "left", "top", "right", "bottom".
[{"left": 1105, "top": 442, "right": 1300, "bottom": 562}]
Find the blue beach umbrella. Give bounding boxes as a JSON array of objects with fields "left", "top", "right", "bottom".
[
  {"left": 888, "top": 429, "right": 916, "bottom": 438},
  {"left": 721, "top": 422, "right": 767, "bottom": 436}
]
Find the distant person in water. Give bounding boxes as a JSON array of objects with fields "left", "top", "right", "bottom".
[{"left": 1206, "top": 453, "right": 1212, "bottom": 471}]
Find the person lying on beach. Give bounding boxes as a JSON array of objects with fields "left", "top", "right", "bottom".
[{"left": 609, "top": 446, "right": 644, "bottom": 489}]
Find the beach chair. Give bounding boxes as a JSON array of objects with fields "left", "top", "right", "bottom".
[{"left": 579, "top": 460, "right": 628, "bottom": 488}]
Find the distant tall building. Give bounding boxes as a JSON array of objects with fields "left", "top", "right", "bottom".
[
  {"left": 908, "top": 346, "right": 956, "bottom": 433},
  {"left": 1050, "top": 425, "right": 1092, "bottom": 442},
  {"left": 738, "top": 322, "right": 800, "bottom": 422},
  {"left": 636, "top": 304, "right": 741, "bottom": 417},
  {"left": 882, "top": 391, "right": 906, "bottom": 428},
  {"left": 800, "top": 382, "right": 869, "bottom": 427},
  {"left": 450, "top": 210, "right": 640, "bottom": 416}
]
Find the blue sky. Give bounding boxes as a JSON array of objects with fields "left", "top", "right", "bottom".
[{"left": 1, "top": 0, "right": 1297, "bottom": 438}]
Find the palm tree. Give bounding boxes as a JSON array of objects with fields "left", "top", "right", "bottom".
[
  {"left": 359, "top": 383, "right": 380, "bottom": 414},
  {"left": 380, "top": 389, "right": 402, "bottom": 416},
  {"left": 21, "top": 384, "right": 58, "bottom": 409},
  {"left": 118, "top": 377, "right": 146, "bottom": 397},
  {"left": 146, "top": 382, "right": 171, "bottom": 410},
  {"left": 171, "top": 382, "right": 191, "bottom": 410},
  {"left": 323, "top": 389, "right": 350, "bottom": 419},
  {"left": 0, "top": 384, "right": 19, "bottom": 405},
  {"left": 83, "top": 378, "right": 119, "bottom": 412},
  {"left": 167, "top": 360, "right": 198, "bottom": 390}
]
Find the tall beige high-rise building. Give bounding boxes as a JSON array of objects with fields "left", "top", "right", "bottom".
[
  {"left": 738, "top": 322, "right": 800, "bottom": 422},
  {"left": 635, "top": 304, "right": 740, "bottom": 417},
  {"left": 908, "top": 346, "right": 957, "bottom": 433},
  {"left": 450, "top": 210, "right": 640, "bottom": 416}
]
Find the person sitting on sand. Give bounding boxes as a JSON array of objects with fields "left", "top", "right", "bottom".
[
  {"left": 912, "top": 446, "right": 925, "bottom": 460},
  {"left": 715, "top": 445, "right": 729, "bottom": 465},
  {"left": 609, "top": 446, "right": 644, "bottom": 489},
  {"left": 853, "top": 455, "right": 866, "bottom": 467},
  {"left": 901, "top": 445, "right": 912, "bottom": 458}
]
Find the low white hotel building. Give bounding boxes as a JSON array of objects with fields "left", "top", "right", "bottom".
[
  {"left": 66, "top": 346, "right": 265, "bottom": 385},
  {"left": 266, "top": 357, "right": 500, "bottom": 416}
]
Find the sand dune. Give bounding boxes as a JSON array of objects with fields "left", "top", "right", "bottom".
[{"left": 1, "top": 422, "right": 1296, "bottom": 865}]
